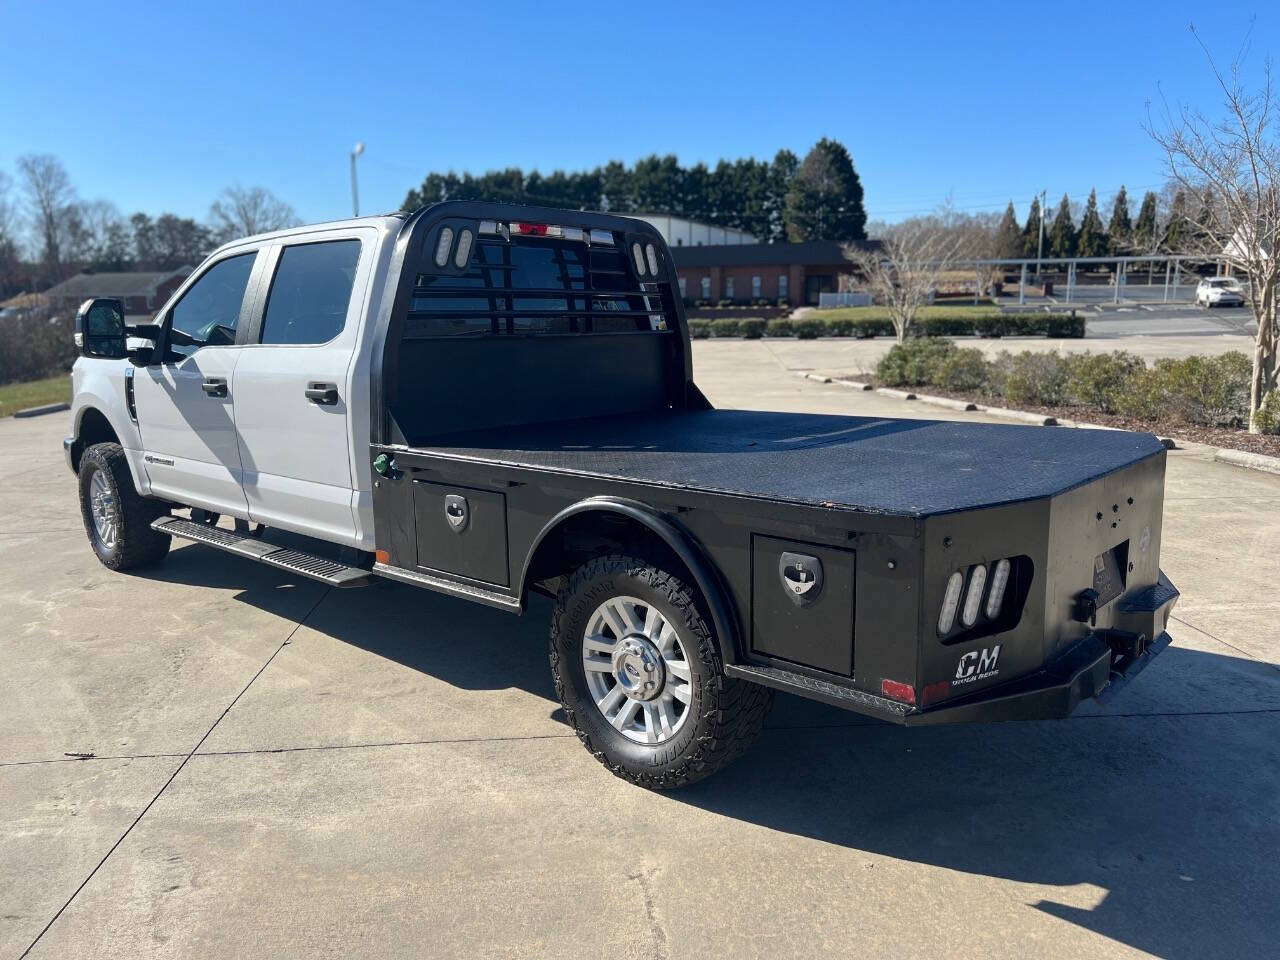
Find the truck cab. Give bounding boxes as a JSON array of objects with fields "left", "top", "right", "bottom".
[{"left": 65, "top": 202, "right": 1180, "bottom": 791}]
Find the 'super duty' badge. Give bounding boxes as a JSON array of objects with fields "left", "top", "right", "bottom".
[{"left": 954, "top": 645, "right": 1001, "bottom": 684}]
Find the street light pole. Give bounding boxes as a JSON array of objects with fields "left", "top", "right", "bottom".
[
  {"left": 350, "top": 142, "right": 365, "bottom": 217},
  {"left": 1036, "top": 188, "right": 1046, "bottom": 279}
]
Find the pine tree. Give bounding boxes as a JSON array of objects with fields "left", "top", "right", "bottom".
[
  {"left": 1108, "top": 185, "right": 1133, "bottom": 254},
  {"left": 1076, "top": 189, "right": 1108, "bottom": 258},
  {"left": 994, "top": 202, "right": 1022, "bottom": 259},
  {"left": 1162, "top": 190, "right": 1190, "bottom": 251},
  {"left": 1192, "top": 191, "right": 1216, "bottom": 250},
  {"left": 1133, "top": 191, "right": 1160, "bottom": 253},
  {"left": 1021, "top": 196, "right": 1044, "bottom": 258},
  {"left": 765, "top": 149, "right": 799, "bottom": 242},
  {"left": 783, "top": 138, "right": 867, "bottom": 243},
  {"left": 1048, "top": 194, "right": 1076, "bottom": 259}
]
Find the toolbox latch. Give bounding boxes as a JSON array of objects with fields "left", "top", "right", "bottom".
[
  {"left": 444, "top": 494, "right": 470, "bottom": 533},
  {"left": 778, "top": 552, "right": 823, "bottom": 607}
]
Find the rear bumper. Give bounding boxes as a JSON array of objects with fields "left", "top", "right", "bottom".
[{"left": 905, "top": 571, "right": 1179, "bottom": 726}]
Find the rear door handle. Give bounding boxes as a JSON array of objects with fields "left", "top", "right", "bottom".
[
  {"left": 201, "top": 377, "right": 228, "bottom": 397},
  {"left": 305, "top": 382, "right": 339, "bottom": 405}
]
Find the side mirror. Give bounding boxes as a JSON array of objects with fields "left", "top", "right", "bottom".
[
  {"left": 125, "top": 322, "right": 162, "bottom": 366},
  {"left": 75, "top": 298, "right": 127, "bottom": 359}
]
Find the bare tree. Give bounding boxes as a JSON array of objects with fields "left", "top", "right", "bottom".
[
  {"left": 208, "top": 185, "right": 300, "bottom": 242},
  {"left": 65, "top": 199, "right": 131, "bottom": 268},
  {"left": 847, "top": 207, "right": 969, "bottom": 341},
  {"left": 0, "top": 171, "right": 20, "bottom": 293},
  {"left": 1146, "top": 24, "right": 1279, "bottom": 432},
  {"left": 16, "top": 153, "right": 77, "bottom": 277}
]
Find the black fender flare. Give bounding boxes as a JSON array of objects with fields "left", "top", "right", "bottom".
[{"left": 519, "top": 496, "right": 742, "bottom": 667}]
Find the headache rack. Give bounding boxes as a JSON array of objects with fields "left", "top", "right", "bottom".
[{"left": 405, "top": 219, "right": 676, "bottom": 340}]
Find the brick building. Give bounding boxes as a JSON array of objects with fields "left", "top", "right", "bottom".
[
  {"left": 43, "top": 268, "right": 191, "bottom": 318},
  {"left": 669, "top": 240, "right": 855, "bottom": 305}
]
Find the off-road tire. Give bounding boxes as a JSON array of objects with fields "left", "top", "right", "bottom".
[
  {"left": 78, "top": 442, "right": 170, "bottom": 570},
  {"left": 550, "top": 553, "right": 773, "bottom": 789}
]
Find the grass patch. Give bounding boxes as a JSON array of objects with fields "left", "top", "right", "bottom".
[{"left": 0, "top": 374, "right": 71, "bottom": 418}]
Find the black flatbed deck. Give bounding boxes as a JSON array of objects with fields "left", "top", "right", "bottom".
[{"left": 412, "top": 409, "right": 1166, "bottom": 517}]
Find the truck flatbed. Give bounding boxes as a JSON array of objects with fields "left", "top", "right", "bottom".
[
  {"left": 410, "top": 409, "right": 1168, "bottom": 518},
  {"left": 66, "top": 201, "right": 1180, "bottom": 789}
]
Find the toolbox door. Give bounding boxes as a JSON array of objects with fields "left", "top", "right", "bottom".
[
  {"left": 411, "top": 480, "right": 510, "bottom": 586},
  {"left": 750, "top": 535, "right": 855, "bottom": 676}
]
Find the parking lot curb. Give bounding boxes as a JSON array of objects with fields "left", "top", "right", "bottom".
[
  {"left": 13, "top": 402, "right": 69, "bottom": 419},
  {"left": 1213, "top": 448, "right": 1280, "bottom": 476}
]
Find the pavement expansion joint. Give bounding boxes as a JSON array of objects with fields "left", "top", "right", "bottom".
[{"left": 17, "top": 587, "right": 333, "bottom": 960}]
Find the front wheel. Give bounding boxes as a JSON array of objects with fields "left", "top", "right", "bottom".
[
  {"left": 550, "top": 553, "right": 773, "bottom": 790},
  {"left": 78, "top": 442, "right": 170, "bottom": 570}
]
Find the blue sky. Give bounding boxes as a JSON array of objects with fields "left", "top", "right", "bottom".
[{"left": 1, "top": 0, "right": 1274, "bottom": 227}]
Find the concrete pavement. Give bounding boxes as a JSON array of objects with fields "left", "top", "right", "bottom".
[{"left": 3, "top": 353, "right": 1279, "bottom": 959}]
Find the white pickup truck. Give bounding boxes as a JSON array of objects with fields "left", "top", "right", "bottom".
[{"left": 66, "top": 202, "right": 1179, "bottom": 789}]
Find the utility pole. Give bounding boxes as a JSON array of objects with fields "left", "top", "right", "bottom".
[
  {"left": 350, "top": 142, "right": 365, "bottom": 217},
  {"left": 1035, "top": 188, "right": 1047, "bottom": 279}
]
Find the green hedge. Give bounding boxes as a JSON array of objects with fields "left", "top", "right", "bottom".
[
  {"left": 875, "top": 340, "right": 1257, "bottom": 428},
  {"left": 1256, "top": 390, "right": 1279, "bottom": 434},
  {"left": 0, "top": 309, "right": 78, "bottom": 386},
  {"left": 686, "top": 312, "right": 1084, "bottom": 340}
]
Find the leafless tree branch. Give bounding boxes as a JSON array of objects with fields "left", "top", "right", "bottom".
[
  {"left": 1145, "top": 24, "right": 1279, "bottom": 431},
  {"left": 846, "top": 206, "right": 968, "bottom": 341}
]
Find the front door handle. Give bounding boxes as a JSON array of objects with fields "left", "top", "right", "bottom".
[
  {"left": 201, "top": 377, "right": 228, "bottom": 397},
  {"left": 305, "top": 382, "right": 339, "bottom": 405}
]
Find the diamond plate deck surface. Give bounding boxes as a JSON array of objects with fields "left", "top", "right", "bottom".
[{"left": 409, "top": 409, "right": 1165, "bottom": 517}]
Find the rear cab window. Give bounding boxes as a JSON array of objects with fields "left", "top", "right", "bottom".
[{"left": 260, "top": 239, "right": 361, "bottom": 345}]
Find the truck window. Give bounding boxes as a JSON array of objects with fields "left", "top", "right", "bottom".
[
  {"left": 406, "top": 234, "right": 671, "bottom": 339},
  {"left": 167, "top": 253, "right": 256, "bottom": 361},
  {"left": 260, "top": 239, "right": 361, "bottom": 345}
]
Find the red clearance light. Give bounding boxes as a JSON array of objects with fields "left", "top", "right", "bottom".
[
  {"left": 513, "top": 222, "right": 548, "bottom": 236},
  {"left": 921, "top": 680, "right": 950, "bottom": 706},
  {"left": 880, "top": 679, "right": 916, "bottom": 705}
]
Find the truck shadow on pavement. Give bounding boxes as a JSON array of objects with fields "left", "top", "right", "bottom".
[
  {"left": 143, "top": 544, "right": 1280, "bottom": 960},
  {"left": 683, "top": 661, "right": 1280, "bottom": 960}
]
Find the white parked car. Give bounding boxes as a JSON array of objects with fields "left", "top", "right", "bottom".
[{"left": 1195, "top": 276, "right": 1246, "bottom": 307}]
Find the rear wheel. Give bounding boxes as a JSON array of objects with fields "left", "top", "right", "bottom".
[
  {"left": 78, "top": 442, "right": 170, "bottom": 570},
  {"left": 550, "top": 553, "right": 773, "bottom": 790}
]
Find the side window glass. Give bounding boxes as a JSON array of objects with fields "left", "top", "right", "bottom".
[
  {"left": 260, "top": 240, "right": 361, "bottom": 345},
  {"left": 167, "top": 253, "right": 256, "bottom": 361}
]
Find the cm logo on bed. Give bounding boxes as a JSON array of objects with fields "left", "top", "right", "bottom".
[{"left": 954, "top": 645, "right": 1001, "bottom": 684}]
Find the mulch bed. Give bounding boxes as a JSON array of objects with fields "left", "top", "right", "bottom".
[{"left": 838, "top": 378, "right": 1280, "bottom": 458}]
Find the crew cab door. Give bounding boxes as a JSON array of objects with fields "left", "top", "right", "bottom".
[
  {"left": 133, "top": 250, "right": 262, "bottom": 517},
  {"left": 231, "top": 233, "right": 370, "bottom": 546}
]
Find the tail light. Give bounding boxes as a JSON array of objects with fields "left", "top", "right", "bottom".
[
  {"left": 938, "top": 571, "right": 964, "bottom": 634},
  {"left": 986, "top": 559, "right": 1011, "bottom": 618},
  {"left": 960, "top": 564, "right": 987, "bottom": 627},
  {"left": 937, "top": 556, "right": 1028, "bottom": 638}
]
